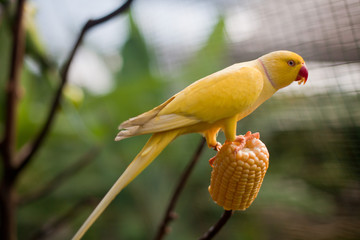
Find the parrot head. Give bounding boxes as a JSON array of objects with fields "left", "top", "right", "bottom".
[{"left": 259, "top": 50, "right": 308, "bottom": 89}]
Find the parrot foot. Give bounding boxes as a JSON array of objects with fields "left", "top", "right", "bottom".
[
  {"left": 209, "top": 156, "right": 216, "bottom": 167},
  {"left": 207, "top": 140, "right": 222, "bottom": 151},
  {"left": 212, "top": 142, "right": 222, "bottom": 151},
  {"left": 233, "top": 131, "right": 260, "bottom": 151},
  {"left": 208, "top": 132, "right": 259, "bottom": 167},
  {"left": 208, "top": 143, "right": 221, "bottom": 167}
]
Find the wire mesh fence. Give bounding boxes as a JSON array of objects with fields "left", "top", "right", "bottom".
[
  {"left": 227, "top": 0, "right": 360, "bottom": 238},
  {"left": 139, "top": 0, "right": 359, "bottom": 238}
]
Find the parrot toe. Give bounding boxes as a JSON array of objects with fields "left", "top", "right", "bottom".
[
  {"left": 213, "top": 142, "right": 222, "bottom": 151},
  {"left": 207, "top": 141, "right": 222, "bottom": 151}
]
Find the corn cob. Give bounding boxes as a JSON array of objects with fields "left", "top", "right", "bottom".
[{"left": 208, "top": 131, "right": 269, "bottom": 211}]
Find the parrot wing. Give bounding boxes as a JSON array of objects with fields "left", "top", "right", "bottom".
[
  {"left": 159, "top": 64, "right": 264, "bottom": 123},
  {"left": 116, "top": 64, "right": 264, "bottom": 140},
  {"left": 119, "top": 96, "right": 177, "bottom": 129}
]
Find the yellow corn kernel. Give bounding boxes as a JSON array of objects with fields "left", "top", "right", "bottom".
[{"left": 208, "top": 131, "right": 269, "bottom": 211}]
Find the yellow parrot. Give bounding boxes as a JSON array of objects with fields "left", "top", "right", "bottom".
[{"left": 73, "top": 50, "right": 308, "bottom": 239}]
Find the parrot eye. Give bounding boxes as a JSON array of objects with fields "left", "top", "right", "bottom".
[{"left": 287, "top": 60, "right": 295, "bottom": 66}]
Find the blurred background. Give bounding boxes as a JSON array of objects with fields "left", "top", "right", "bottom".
[{"left": 1, "top": 0, "right": 360, "bottom": 239}]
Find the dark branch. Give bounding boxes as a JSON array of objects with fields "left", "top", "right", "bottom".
[
  {"left": 0, "top": 1, "right": 26, "bottom": 239},
  {"left": 198, "top": 210, "right": 233, "bottom": 240},
  {"left": 154, "top": 138, "right": 206, "bottom": 240},
  {"left": 19, "top": 147, "right": 100, "bottom": 206},
  {"left": 1, "top": 0, "right": 26, "bottom": 172},
  {"left": 14, "top": 0, "right": 134, "bottom": 174}
]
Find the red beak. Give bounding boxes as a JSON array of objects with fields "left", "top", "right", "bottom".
[{"left": 296, "top": 64, "right": 308, "bottom": 85}]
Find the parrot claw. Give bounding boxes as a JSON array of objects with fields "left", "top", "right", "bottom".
[
  {"left": 233, "top": 131, "right": 260, "bottom": 151},
  {"left": 209, "top": 156, "right": 216, "bottom": 167},
  {"left": 213, "top": 142, "right": 222, "bottom": 151},
  {"left": 207, "top": 141, "right": 222, "bottom": 151}
]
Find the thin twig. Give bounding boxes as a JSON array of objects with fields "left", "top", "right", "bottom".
[
  {"left": 198, "top": 210, "right": 233, "bottom": 240},
  {"left": 14, "top": 0, "right": 134, "bottom": 174},
  {"left": 0, "top": 1, "right": 26, "bottom": 239},
  {"left": 1, "top": 0, "right": 26, "bottom": 173},
  {"left": 154, "top": 138, "right": 206, "bottom": 240},
  {"left": 19, "top": 147, "right": 100, "bottom": 206},
  {"left": 30, "top": 197, "right": 99, "bottom": 240}
]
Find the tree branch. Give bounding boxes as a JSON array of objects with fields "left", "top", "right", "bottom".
[
  {"left": 14, "top": 0, "right": 134, "bottom": 175},
  {"left": 154, "top": 138, "right": 206, "bottom": 240},
  {"left": 0, "top": 1, "right": 26, "bottom": 239},
  {"left": 1, "top": 0, "right": 26, "bottom": 173},
  {"left": 19, "top": 146, "right": 100, "bottom": 206},
  {"left": 198, "top": 210, "right": 233, "bottom": 240}
]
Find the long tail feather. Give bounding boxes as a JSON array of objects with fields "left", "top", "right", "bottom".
[{"left": 72, "top": 130, "right": 179, "bottom": 240}]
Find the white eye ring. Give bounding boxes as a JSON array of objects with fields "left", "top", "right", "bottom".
[{"left": 288, "top": 60, "right": 295, "bottom": 66}]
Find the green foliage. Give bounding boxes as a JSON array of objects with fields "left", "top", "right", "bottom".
[
  {"left": 1, "top": 9, "right": 359, "bottom": 240},
  {"left": 182, "top": 16, "right": 229, "bottom": 84},
  {"left": 116, "top": 13, "right": 153, "bottom": 83}
]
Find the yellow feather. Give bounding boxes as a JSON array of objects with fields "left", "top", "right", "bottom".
[{"left": 159, "top": 65, "right": 264, "bottom": 123}]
